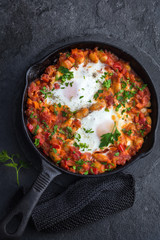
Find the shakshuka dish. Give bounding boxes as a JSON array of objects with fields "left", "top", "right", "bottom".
[{"left": 26, "top": 48, "right": 151, "bottom": 175}]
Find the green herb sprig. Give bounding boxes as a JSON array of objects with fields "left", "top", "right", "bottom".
[
  {"left": 0, "top": 150, "right": 28, "bottom": 186},
  {"left": 99, "top": 122, "right": 121, "bottom": 148}
]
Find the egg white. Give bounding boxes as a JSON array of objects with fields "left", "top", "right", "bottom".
[
  {"left": 46, "top": 61, "right": 106, "bottom": 112},
  {"left": 74, "top": 107, "right": 115, "bottom": 152}
]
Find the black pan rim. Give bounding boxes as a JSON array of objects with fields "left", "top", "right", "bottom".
[{"left": 21, "top": 40, "right": 159, "bottom": 177}]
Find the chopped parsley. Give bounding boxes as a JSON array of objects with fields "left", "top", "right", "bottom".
[
  {"left": 66, "top": 52, "right": 70, "bottom": 58},
  {"left": 42, "top": 120, "right": 49, "bottom": 128},
  {"left": 115, "top": 89, "right": 137, "bottom": 106},
  {"left": 66, "top": 126, "right": 73, "bottom": 138},
  {"left": 75, "top": 142, "right": 89, "bottom": 150},
  {"left": 83, "top": 128, "right": 94, "bottom": 133},
  {"left": 114, "top": 152, "right": 120, "bottom": 156},
  {"left": 79, "top": 96, "right": 84, "bottom": 99},
  {"left": 73, "top": 142, "right": 79, "bottom": 148},
  {"left": 75, "top": 133, "right": 81, "bottom": 142},
  {"left": 66, "top": 126, "right": 72, "bottom": 133},
  {"left": 40, "top": 87, "right": 52, "bottom": 99},
  {"left": 58, "top": 66, "right": 74, "bottom": 83},
  {"left": 139, "top": 84, "right": 147, "bottom": 91},
  {"left": 34, "top": 138, "right": 40, "bottom": 147},
  {"left": 76, "top": 159, "right": 85, "bottom": 166},
  {"left": 102, "top": 79, "right": 111, "bottom": 90},
  {"left": 34, "top": 125, "right": 39, "bottom": 135},
  {"left": 41, "top": 106, "right": 45, "bottom": 112},
  {"left": 62, "top": 111, "right": 67, "bottom": 117},
  {"left": 59, "top": 128, "right": 65, "bottom": 134},
  {"left": 140, "top": 129, "right": 145, "bottom": 136},
  {"left": 121, "top": 109, "right": 126, "bottom": 115},
  {"left": 30, "top": 112, "right": 34, "bottom": 118},
  {"left": 98, "top": 90, "right": 103, "bottom": 93},
  {"left": 122, "top": 129, "right": 132, "bottom": 136},
  {"left": 100, "top": 72, "right": 108, "bottom": 79},
  {"left": 50, "top": 124, "right": 58, "bottom": 138},
  {"left": 54, "top": 110, "right": 58, "bottom": 116},
  {"left": 121, "top": 80, "right": 127, "bottom": 89},
  {"left": 94, "top": 90, "right": 103, "bottom": 100},
  {"left": 115, "top": 104, "right": 121, "bottom": 112},
  {"left": 52, "top": 148, "right": 57, "bottom": 153},
  {"left": 94, "top": 92, "right": 99, "bottom": 100}
]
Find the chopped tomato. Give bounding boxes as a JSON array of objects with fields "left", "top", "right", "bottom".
[
  {"left": 41, "top": 74, "right": 50, "bottom": 83},
  {"left": 61, "top": 160, "right": 69, "bottom": 170},
  {"left": 91, "top": 167, "right": 98, "bottom": 175},
  {"left": 28, "top": 82, "right": 39, "bottom": 100},
  {"left": 52, "top": 144, "right": 61, "bottom": 149},
  {"left": 27, "top": 123, "right": 34, "bottom": 132},
  {"left": 105, "top": 94, "right": 114, "bottom": 107},
  {"left": 139, "top": 112, "right": 146, "bottom": 125},
  {"left": 118, "top": 144, "right": 125, "bottom": 152},
  {"left": 35, "top": 134, "right": 45, "bottom": 146},
  {"left": 113, "top": 62, "right": 123, "bottom": 72},
  {"left": 54, "top": 83, "right": 60, "bottom": 89}
]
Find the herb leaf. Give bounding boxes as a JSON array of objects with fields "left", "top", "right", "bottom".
[
  {"left": 102, "top": 79, "right": 111, "bottom": 90},
  {"left": 83, "top": 128, "right": 94, "bottom": 133},
  {"left": 58, "top": 66, "right": 74, "bottom": 83},
  {"left": 34, "top": 138, "right": 40, "bottom": 147},
  {"left": 0, "top": 150, "right": 28, "bottom": 186},
  {"left": 99, "top": 123, "right": 121, "bottom": 148}
]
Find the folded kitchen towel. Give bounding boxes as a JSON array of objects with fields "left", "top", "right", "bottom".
[{"left": 30, "top": 172, "right": 135, "bottom": 232}]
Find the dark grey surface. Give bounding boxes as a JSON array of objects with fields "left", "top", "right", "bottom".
[{"left": 0, "top": 0, "right": 160, "bottom": 239}]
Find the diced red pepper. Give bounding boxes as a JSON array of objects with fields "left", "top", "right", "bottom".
[
  {"left": 92, "top": 167, "right": 99, "bottom": 175},
  {"left": 105, "top": 95, "right": 114, "bottom": 107},
  {"left": 82, "top": 163, "right": 90, "bottom": 171},
  {"left": 45, "top": 132, "right": 50, "bottom": 139},
  {"left": 113, "top": 62, "right": 123, "bottom": 72},
  {"left": 134, "top": 115, "right": 139, "bottom": 123},
  {"left": 27, "top": 123, "right": 34, "bottom": 132},
  {"left": 139, "top": 112, "right": 146, "bottom": 125},
  {"left": 41, "top": 74, "right": 50, "bottom": 83},
  {"left": 118, "top": 144, "right": 125, "bottom": 152},
  {"left": 35, "top": 134, "right": 45, "bottom": 146},
  {"left": 54, "top": 83, "right": 60, "bottom": 89},
  {"left": 52, "top": 144, "right": 60, "bottom": 149},
  {"left": 72, "top": 150, "right": 81, "bottom": 160},
  {"left": 61, "top": 160, "right": 69, "bottom": 170},
  {"left": 72, "top": 119, "right": 81, "bottom": 128}
]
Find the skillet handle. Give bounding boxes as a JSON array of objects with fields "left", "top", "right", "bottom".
[{"left": 0, "top": 161, "right": 61, "bottom": 239}]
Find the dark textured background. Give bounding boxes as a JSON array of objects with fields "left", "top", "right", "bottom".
[{"left": 0, "top": 0, "right": 160, "bottom": 239}]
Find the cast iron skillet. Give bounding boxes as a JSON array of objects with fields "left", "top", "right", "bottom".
[{"left": 0, "top": 41, "right": 158, "bottom": 239}]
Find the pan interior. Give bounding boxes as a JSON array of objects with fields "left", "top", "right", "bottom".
[{"left": 22, "top": 41, "right": 158, "bottom": 177}]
